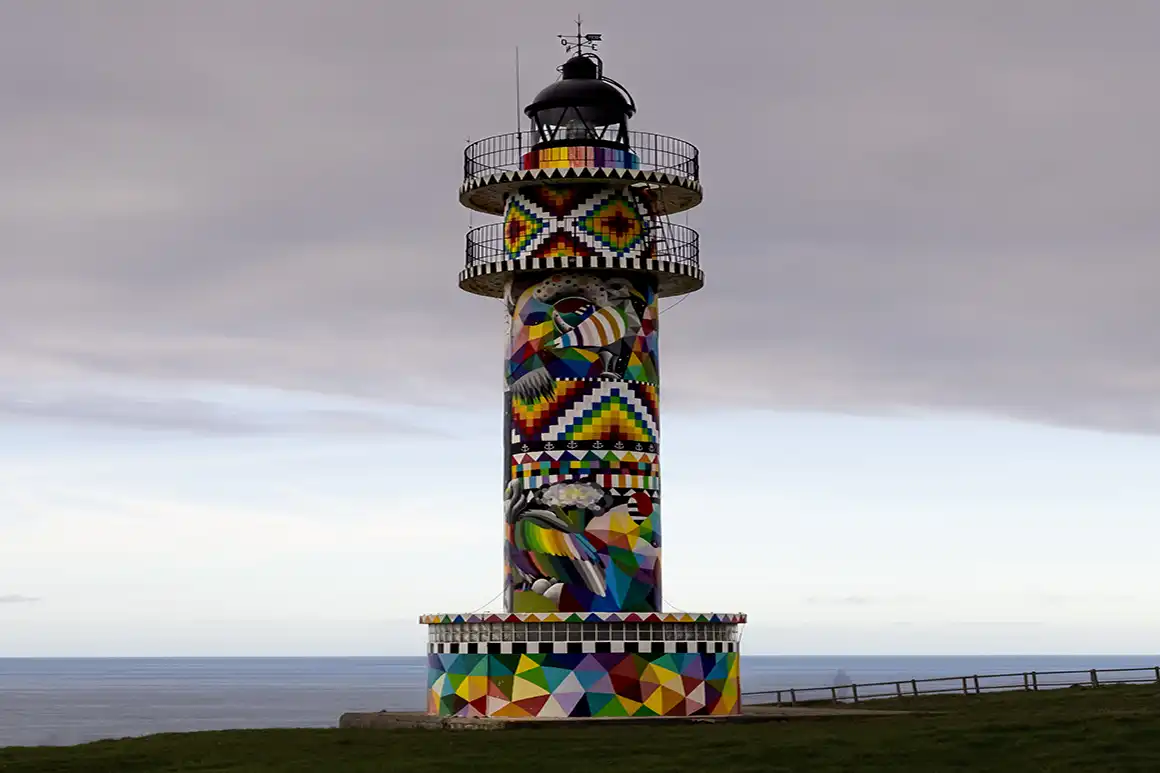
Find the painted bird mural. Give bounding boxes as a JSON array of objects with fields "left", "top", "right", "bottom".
[
  {"left": 508, "top": 275, "right": 647, "bottom": 402},
  {"left": 504, "top": 478, "right": 607, "bottom": 606}
]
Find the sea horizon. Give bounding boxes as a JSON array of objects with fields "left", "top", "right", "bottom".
[{"left": 4, "top": 654, "right": 1158, "bottom": 748}]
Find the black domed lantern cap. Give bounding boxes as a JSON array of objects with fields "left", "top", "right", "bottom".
[{"left": 524, "top": 55, "right": 636, "bottom": 150}]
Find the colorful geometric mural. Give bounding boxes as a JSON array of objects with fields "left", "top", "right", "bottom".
[
  {"left": 503, "top": 198, "right": 546, "bottom": 258},
  {"left": 504, "top": 270, "right": 662, "bottom": 614},
  {"left": 510, "top": 381, "right": 659, "bottom": 445},
  {"left": 510, "top": 448, "right": 658, "bottom": 488},
  {"left": 507, "top": 273, "right": 659, "bottom": 398},
  {"left": 501, "top": 185, "right": 656, "bottom": 265},
  {"left": 504, "top": 478, "right": 659, "bottom": 612},
  {"left": 428, "top": 651, "right": 740, "bottom": 718}
]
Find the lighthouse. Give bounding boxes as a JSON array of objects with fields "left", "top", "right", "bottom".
[{"left": 421, "top": 28, "right": 745, "bottom": 719}]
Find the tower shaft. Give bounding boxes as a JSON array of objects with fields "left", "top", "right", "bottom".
[{"left": 503, "top": 183, "right": 663, "bottom": 614}]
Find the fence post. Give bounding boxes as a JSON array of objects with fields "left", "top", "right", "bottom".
[
  {"left": 1155, "top": 666, "right": 1160, "bottom": 683},
  {"left": 851, "top": 684, "right": 859, "bottom": 704},
  {"left": 973, "top": 675, "right": 981, "bottom": 694},
  {"left": 1031, "top": 672, "right": 1039, "bottom": 691},
  {"left": 789, "top": 689, "right": 796, "bottom": 706},
  {"left": 1023, "top": 672, "right": 1030, "bottom": 691},
  {"left": 1091, "top": 669, "right": 1099, "bottom": 688},
  {"left": 776, "top": 690, "right": 783, "bottom": 705},
  {"left": 911, "top": 679, "right": 919, "bottom": 696},
  {"left": 896, "top": 681, "right": 904, "bottom": 698},
  {"left": 962, "top": 677, "right": 969, "bottom": 695},
  {"left": 830, "top": 686, "right": 838, "bottom": 703}
]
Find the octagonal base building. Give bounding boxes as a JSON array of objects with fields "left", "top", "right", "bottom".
[{"left": 421, "top": 44, "right": 745, "bottom": 720}]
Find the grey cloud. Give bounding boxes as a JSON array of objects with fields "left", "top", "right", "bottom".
[
  {"left": 0, "top": 390, "right": 446, "bottom": 436},
  {"left": 807, "top": 596, "right": 880, "bottom": 606},
  {"left": 805, "top": 595, "right": 925, "bottom": 606},
  {"left": 0, "top": 595, "right": 39, "bottom": 604},
  {"left": 2, "top": 1, "right": 1160, "bottom": 433}
]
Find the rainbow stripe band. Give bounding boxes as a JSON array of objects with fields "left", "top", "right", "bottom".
[{"left": 522, "top": 146, "right": 641, "bottom": 171}]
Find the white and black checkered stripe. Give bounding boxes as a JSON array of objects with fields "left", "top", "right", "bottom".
[
  {"left": 459, "top": 167, "right": 704, "bottom": 219},
  {"left": 428, "top": 641, "right": 737, "bottom": 655},
  {"left": 461, "top": 256, "right": 702, "bottom": 280},
  {"left": 459, "top": 257, "right": 703, "bottom": 299}
]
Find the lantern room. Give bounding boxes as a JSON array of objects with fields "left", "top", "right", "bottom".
[{"left": 524, "top": 54, "right": 636, "bottom": 150}]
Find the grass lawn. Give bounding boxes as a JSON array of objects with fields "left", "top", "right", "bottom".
[{"left": 2, "top": 684, "right": 1159, "bottom": 772}]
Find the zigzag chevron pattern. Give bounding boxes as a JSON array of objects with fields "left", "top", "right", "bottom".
[
  {"left": 511, "top": 449, "right": 658, "bottom": 478},
  {"left": 502, "top": 187, "right": 653, "bottom": 264},
  {"left": 539, "top": 381, "right": 659, "bottom": 444}
]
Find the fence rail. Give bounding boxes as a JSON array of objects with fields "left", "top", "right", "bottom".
[{"left": 742, "top": 666, "right": 1160, "bottom": 706}]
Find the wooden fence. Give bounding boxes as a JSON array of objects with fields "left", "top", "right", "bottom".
[{"left": 742, "top": 665, "right": 1160, "bottom": 706}]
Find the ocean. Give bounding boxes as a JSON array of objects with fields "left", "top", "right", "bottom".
[{"left": 2, "top": 655, "right": 1157, "bottom": 748}]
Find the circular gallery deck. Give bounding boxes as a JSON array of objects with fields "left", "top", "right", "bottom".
[
  {"left": 421, "top": 612, "right": 746, "bottom": 655},
  {"left": 459, "top": 130, "right": 704, "bottom": 217}
]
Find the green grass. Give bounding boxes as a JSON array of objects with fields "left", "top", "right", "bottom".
[{"left": 3, "top": 684, "right": 1159, "bottom": 772}]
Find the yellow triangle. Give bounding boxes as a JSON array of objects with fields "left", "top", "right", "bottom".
[
  {"left": 566, "top": 402, "right": 651, "bottom": 443},
  {"left": 618, "top": 696, "right": 643, "bottom": 716},
  {"left": 529, "top": 321, "right": 554, "bottom": 339},
  {"left": 644, "top": 685, "right": 667, "bottom": 715},
  {"left": 516, "top": 654, "right": 540, "bottom": 675},
  {"left": 715, "top": 691, "right": 738, "bottom": 715},
  {"left": 512, "top": 675, "right": 550, "bottom": 702},
  {"left": 465, "top": 675, "right": 487, "bottom": 702},
  {"left": 659, "top": 671, "right": 683, "bottom": 693},
  {"left": 611, "top": 512, "right": 639, "bottom": 538}
]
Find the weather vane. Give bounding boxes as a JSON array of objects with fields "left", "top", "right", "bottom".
[{"left": 558, "top": 14, "right": 602, "bottom": 56}]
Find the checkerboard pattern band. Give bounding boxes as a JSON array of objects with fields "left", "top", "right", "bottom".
[{"left": 429, "top": 641, "right": 737, "bottom": 655}]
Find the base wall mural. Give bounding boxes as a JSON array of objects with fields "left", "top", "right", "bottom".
[
  {"left": 504, "top": 251, "right": 662, "bottom": 613},
  {"left": 428, "top": 651, "right": 739, "bottom": 719}
]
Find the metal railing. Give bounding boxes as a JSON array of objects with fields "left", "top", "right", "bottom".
[
  {"left": 463, "top": 131, "right": 700, "bottom": 182},
  {"left": 743, "top": 666, "right": 1160, "bottom": 706},
  {"left": 465, "top": 218, "right": 699, "bottom": 271}
]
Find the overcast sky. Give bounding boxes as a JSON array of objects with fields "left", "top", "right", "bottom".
[{"left": 2, "top": 1, "right": 1160, "bottom": 657}]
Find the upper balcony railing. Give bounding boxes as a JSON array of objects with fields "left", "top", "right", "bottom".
[{"left": 464, "top": 130, "right": 700, "bottom": 182}]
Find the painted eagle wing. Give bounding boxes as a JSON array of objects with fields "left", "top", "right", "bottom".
[{"left": 514, "top": 517, "right": 607, "bottom": 597}]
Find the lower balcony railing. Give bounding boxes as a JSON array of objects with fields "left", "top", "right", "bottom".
[{"left": 465, "top": 218, "right": 699, "bottom": 271}]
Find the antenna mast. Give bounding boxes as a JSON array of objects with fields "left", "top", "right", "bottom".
[{"left": 515, "top": 46, "right": 522, "bottom": 153}]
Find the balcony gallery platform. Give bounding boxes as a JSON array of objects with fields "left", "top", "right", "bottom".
[
  {"left": 459, "top": 130, "right": 704, "bottom": 217},
  {"left": 459, "top": 164, "right": 704, "bottom": 217}
]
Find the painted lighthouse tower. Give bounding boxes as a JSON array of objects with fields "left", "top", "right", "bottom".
[{"left": 421, "top": 29, "right": 745, "bottom": 719}]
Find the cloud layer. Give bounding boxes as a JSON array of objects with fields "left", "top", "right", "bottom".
[
  {"left": 0, "top": 595, "right": 39, "bottom": 604},
  {"left": 2, "top": 1, "right": 1159, "bottom": 433}
]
